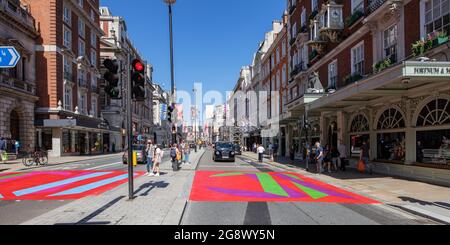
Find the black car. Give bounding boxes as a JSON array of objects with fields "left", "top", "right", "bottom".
[
  {"left": 213, "top": 142, "right": 236, "bottom": 162},
  {"left": 234, "top": 144, "right": 242, "bottom": 155}
]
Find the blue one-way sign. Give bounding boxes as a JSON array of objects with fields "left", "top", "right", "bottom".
[{"left": 0, "top": 46, "right": 21, "bottom": 68}]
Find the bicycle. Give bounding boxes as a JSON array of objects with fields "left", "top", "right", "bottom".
[{"left": 23, "top": 150, "right": 48, "bottom": 167}]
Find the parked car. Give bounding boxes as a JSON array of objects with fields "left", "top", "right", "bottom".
[
  {"left": 213, "top": 141, "right": 235, "bottom": 162},
  {"left": 234, "top": 144, "right": 242, "bottom": 155},
  {"left": 123, "top": 144, "right": 146, "bottom": 164}
]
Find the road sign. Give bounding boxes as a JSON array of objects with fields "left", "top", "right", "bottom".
[{"left": 0, "top": 46, "right": 20, "bottom": 68}]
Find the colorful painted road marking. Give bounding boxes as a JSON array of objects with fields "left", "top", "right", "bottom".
[
  {"left": 190, "top": 171, "right": 379, "bottom": 204},
  {"left": 0, "top": 170, "right": 145, "bottom": 201}
]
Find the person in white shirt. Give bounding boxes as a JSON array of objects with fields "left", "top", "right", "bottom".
[
  {"left": 257, "top": 144, "right": 265, "bottom": 163},
  {"left": 338, "top": 140, "right": 347, "bottom": 171},
  {"left": 150, "top": 146, "right": 163, "bottom": 177}
]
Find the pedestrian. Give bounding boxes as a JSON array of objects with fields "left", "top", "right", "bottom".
[
  {"left": 257, "top": 144, "right": 265, "bottom": 163},
  {"left": 330, "top": 146, "right": 340, "bottom": 172},
  {"left": 305, "top": 143, "right": 311, "bottom": 172},
  {"left": 290, "top": 145, "right": 295, "bottom": 161},
  {"left": 170, "top": 144, "right": 178, "bottom": 171},
  {"left": 145, "top": 140, "right": 156, "bottom": 176},
  {"left": 0, "top": 137, "right": 6, "bottom": 163},
  {"left": 269, "top": 142, "right": 274, "bottom": 161},
  {"left": 14, "top": 140, "right": 20, "bottom": 156},
  {"left": 323, "top": 144, "right": 333, "bottom": 173},
  {"left": 184, "top": 142, "right": 191, "bottom": 165},
  {"left": 253, "top": 143, "right": 257, "bottom": 153},
  {"left": 338, "top": 140, "right": 347, "bottom": 171},
  {"left": 360, "top": 141, "right": 373, "bottom": 175},
  {"left": 315, "top": 142, "right": 324, "bottom": 174},
  {"left": 151, "top": 144, "right": 163, "bottom": 177},
  {"left": 416, "top": 141, "right": 424, "bottom": 163}
]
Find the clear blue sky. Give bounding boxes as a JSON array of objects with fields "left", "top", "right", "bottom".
[{"left": 100, "top": 0, "right": 286, "bottom": 97}]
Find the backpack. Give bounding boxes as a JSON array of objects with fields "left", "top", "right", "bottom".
[{"left": 170, "top": 148, "right": 177, "bottom": 158}]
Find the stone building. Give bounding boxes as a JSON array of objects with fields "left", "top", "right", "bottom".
[{"left": 0, "top": 0, "right": 39, "bottom": 154}]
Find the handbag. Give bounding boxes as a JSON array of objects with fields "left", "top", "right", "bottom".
[{"left": 357, "top": 160, "right": 366, "bottom": 173}]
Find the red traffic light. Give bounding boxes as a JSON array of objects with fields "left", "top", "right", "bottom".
[{"left": 132, "top": 59, "right": 145, "bottom": 72}]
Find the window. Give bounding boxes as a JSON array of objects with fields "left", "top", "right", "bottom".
[
  {"left": 90, "top": 9, "right": 95, "bottom": 22},
  {"left": 91, "top": 96, "right": 97, "bottom": 117},
  {"left": 63, "top": 27, "right": 72, "bottom": 49},
  {"left": 328, "top": 60, "right": 338, "bottom": 89},
  {"left": 377, "top": 108, "right": 406, "bottom": 130},
  {"left": 292, "top": 23, "right": 297, "bottom": 39},
  {"left": 312, "top": 0, "right": 318, "bottom": 11},
  {"left": 90, "top": 50, "right": 96, "bottom": 66},
  {"left": 417, "top": 98, "right": 450, "bottom": 126},
  {"left": 78, "top": 39, "right": 85, "bottom": 56},
  {"left": 351, "top": 0, "right": 364, "bottom": 13},
  {"left": 276, "top": 48, "right": 280, "bottom": 65},
  {"left": 351, "top": 42, "right": 364, "bottom": 75},
  {"left": 271, "top": 55, "right": 275, "bottom": 68},
  {"left": 64, "top": 57, "right": 72, "bottom": 80},
  {"left": 91, "top": 32, "right": 97, "bottom": 47},
  {"left": 78, "top": 0, "right": 83, "bottom": 8},
  {"left": 301, "top": 8, "right": 306, "bottom": 27},
  {"left": 350, "top": 114, "right": 370, "bottom": 133},
  {"left": 64, "top": 86, "right": 72, "bottom": 111},
  {"left": 63, "top": 6, "right": 71, "bottom": 24},
  {"left": 78, "top": 19, "right": 85, "bottom": 38},
  {"left": 384, "top": 25, "right": 398, "bottom": 62},
  {"left": 424, "top": 0, "right": 450, "bottom": 36},
  {"left": 282, "top": 39, "right": 286, "bottom": 56},
  {"left": 282, "top": 64, "right": 287, "bottom": 87},
  {"left": 79, "top": 92, "right": 87, "bottom": 114}
]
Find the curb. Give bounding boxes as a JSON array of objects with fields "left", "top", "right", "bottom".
[
  {"left": 13, "top": 154, "right": 123, "bottom": 172},
  {"left": 390, "top": 204, "right": 450, "bottom": 225}
]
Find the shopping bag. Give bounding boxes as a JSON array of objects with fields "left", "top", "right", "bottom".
[
  {"left": 357, "top": 160, "right": 366, "bottom": 173},
  {"left": 1, "top": 152, "right": 8, "bottom": 161}
]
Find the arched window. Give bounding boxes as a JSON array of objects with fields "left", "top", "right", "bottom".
[
  {"left": 417, "top": 98, "right": 450, "bottom": 127},
  {"left": 350, "top": 114, "right": 369, "bottom": 133},
  {"left": 377, "top": 108, "right": 405, "bottom": 130}
]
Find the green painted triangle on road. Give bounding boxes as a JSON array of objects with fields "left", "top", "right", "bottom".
[
  {"left": 293, "top": 182, "right": 328, "bottom": 200},
  {"left": 256, "top": 173, "right": 289, "bottom": 197},
  {"left": 211, "top": 172, "right": 245, "bottom": 177},
  {"left": 0, "top": 173, "right": 26, "bottom": 181},
  {"left": 283, "top": 173, "right": 303, "bottom": 181}
]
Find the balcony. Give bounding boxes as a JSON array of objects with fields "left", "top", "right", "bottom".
[
  {"left": 366, "top": 0, "right": 388, "bottom": 16},
  {"left": 289, "top": 3, "right": 297, "bottom": 15},
  {"left": 0, "top": 73, "right": 36, "bottom": 95},
  {"left": 78, "top": 78, "right": 88, "bottom": 89},
  {"left": 307, "top": 19, "right": 328, "bottom": 55},
  {"left": 0, "top": 0, "right": 36, "bottom": 29}
]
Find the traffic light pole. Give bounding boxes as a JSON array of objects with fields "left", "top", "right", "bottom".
[{"left": 126, "top": 52, "right": 134, "bottom": 200}]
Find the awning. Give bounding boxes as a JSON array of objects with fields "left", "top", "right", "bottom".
[
  {"left": 307, "top": 61, "right": 450, "bottom": 113},
  {"left": 36, "top": 118, "right": 121, "bottom": 133}
]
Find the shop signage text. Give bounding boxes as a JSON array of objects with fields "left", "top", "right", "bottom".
[{"left": 403, "top": 61, "right": 450, "bottom": 77}]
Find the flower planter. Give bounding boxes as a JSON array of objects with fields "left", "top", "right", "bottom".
[{"left": 438, "top": 36, "right": 449, "bottom": 44}]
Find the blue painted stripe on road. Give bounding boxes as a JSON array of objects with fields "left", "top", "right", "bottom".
[
  {"left": 0, "top": 194, "right": 3, "bottom": 199},
  {"left": 50, "top": 174, "right": 130, "bottom": 196},
  {"left": 13, "top": 172, "right": 112, "bottom": 197}
]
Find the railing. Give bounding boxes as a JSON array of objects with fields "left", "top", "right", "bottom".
[
  {"left": 366, "top": 0, "right": 388, "bottom": 16},
  {"left": 78, "top": 78, "right": 88, "bottom": 88},
  {"left": 0, "top": 74, "right": 36, "bottom": 95},
  {"left": 1, "top": 0, "right": 36, "bottom": 29}
]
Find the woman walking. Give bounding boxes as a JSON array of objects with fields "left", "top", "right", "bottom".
[
  {"left": 151, "top": 144, "right": 163, "bottom": 177},
  {"left": 323, "top": 144, "right": 332, "bottom": 173},
  {"left": 145, "top": 140, "right": 156, "bottom": 176},
  {"left": 183, "top": 142, "right": 191, "bottom": 165}
]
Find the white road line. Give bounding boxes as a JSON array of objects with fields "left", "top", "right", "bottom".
[{"left": 86, "top": 162, "right": 123, "bottom": 170}]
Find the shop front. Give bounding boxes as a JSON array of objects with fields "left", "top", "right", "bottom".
[
  {"left": 35, "top": 116, "right": 120, "bottom": 157},
  {"left": 305, "top": 60, "right": 450, "bottom": 185}
]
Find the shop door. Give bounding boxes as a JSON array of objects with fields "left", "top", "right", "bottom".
[
  {"left": 79, "top": 133, "right": 87, "bottom": 155},
  {"left": 10, "top": 110, "right": 20, "bottom": 141}
]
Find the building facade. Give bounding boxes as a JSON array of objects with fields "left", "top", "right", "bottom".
[
  {"left": 0, "top": 0, "right": 39, "bottom": 155},
  {"left": 26, "top": 0, "right": 116, "bottom": 157},
  {"left": 152, "top": 83, "right": 171, "bottom": 148}
]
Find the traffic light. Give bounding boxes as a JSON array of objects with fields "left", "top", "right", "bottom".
[
  {"left": 131, "top": 59, "right": 146, "bottom": 101},
  {"left": 103, "top": 59, "right": 120, "bottom": 99},
  {"left": 167, "top": 105, "right": 174, "bottom": 123}
]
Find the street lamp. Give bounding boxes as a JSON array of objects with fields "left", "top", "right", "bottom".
[
  {"left": 164, "top": 0, "right": 176, "bottom": 101},
  {"left": 193, "top": 87, "right": 198, "bottom": 152}
]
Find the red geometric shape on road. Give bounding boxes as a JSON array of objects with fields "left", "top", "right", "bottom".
[
  {"left": 0, "top": 170, "right": 145, "bottom": 201},
  {"left": 190, "top": 171, "right": 380, "bottom": 204}
]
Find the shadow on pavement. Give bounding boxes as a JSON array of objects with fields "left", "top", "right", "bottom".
[
  {"left": 134, "top": 181, "right": 170, "bottom": 197},
  {"left": 399, "top": 196, "right": 450, "bottom": 211}
]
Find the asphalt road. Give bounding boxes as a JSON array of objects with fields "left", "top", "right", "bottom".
[
  {"left": 0, "top": 150, "right": 171, "bottom": 225},
  {"left": 180, "top": 149, "right": 437, "bottom": 225}
]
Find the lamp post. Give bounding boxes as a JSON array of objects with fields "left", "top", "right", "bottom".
[
  {"left": 164, "top": 0, "right": 176, "bottom": 102},
  {"left": 193, "top": 87, "right": 198, "bottom": 152}
]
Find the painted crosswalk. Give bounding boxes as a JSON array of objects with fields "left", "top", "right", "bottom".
[{"left": 0, "top": 170, "right": 144, "bottom": 200}]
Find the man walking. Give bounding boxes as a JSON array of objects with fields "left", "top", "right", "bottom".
[
  {"left": 315, "top": 142, "right": 324, "bottom": 174},
  {"left": 360, "top": 141, "right": 372, "bottom": 175},
  {"left": 257, "top": 144, "right": 265, "bottom": 163},
  {"left": 338, "top": 140, "right": 347, "bottom": 171},
  {"left": 145, "top": 140, "right": 156, "bottom": 176}
]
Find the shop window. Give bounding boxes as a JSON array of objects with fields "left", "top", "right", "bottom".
[
  {"left": 350, "top": 114, "right": 370, "bottom": 133},
  {"left": 377, "top": 108, "right": 405, "bottom": 130},
  {"left": 417, "top": 98, "right": 450, "bottom": 127},
  {"left": 377, "top": 132, "right": 406, "bottom": 162},
  {"left": 417, "top": 129, "right": 450, "bottom": 166},
  {"left": 350, "top": 114, "right": 370, "bottom": 157},
  {"left": 350, "top": 134, "right": 370, "bottom": 158}
]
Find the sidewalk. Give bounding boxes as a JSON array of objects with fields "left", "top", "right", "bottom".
[
  {"left": 241, "top": 152, "right": 450, "bottom": 224},
  {"left": 0, "top": 153, "right": 124, "bottom": 173},
  {"left": 21, "top": 149, "right": 206, "bottom": 225}
]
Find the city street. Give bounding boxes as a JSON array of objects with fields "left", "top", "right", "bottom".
[{"left": 181, "top": 148, "right": 438, "bottom": 225}]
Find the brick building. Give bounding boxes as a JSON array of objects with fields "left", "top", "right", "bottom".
[
  {"left": 284, "top": 0, "right": 450, "bottom": 184},
  {"left": 0, "top": 0, "right": 39, "bottom": 155},
  {"left": 25, "top": 0, "right": 116, "bottom": 157}
]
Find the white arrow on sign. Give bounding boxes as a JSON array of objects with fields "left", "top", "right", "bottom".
[{"left": 8, "top": 48, "right": 19, "bottom": 66}]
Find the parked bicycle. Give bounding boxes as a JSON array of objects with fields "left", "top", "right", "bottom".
[{"left": 23, "top": 150, "right": 48, "bottom": 167}]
